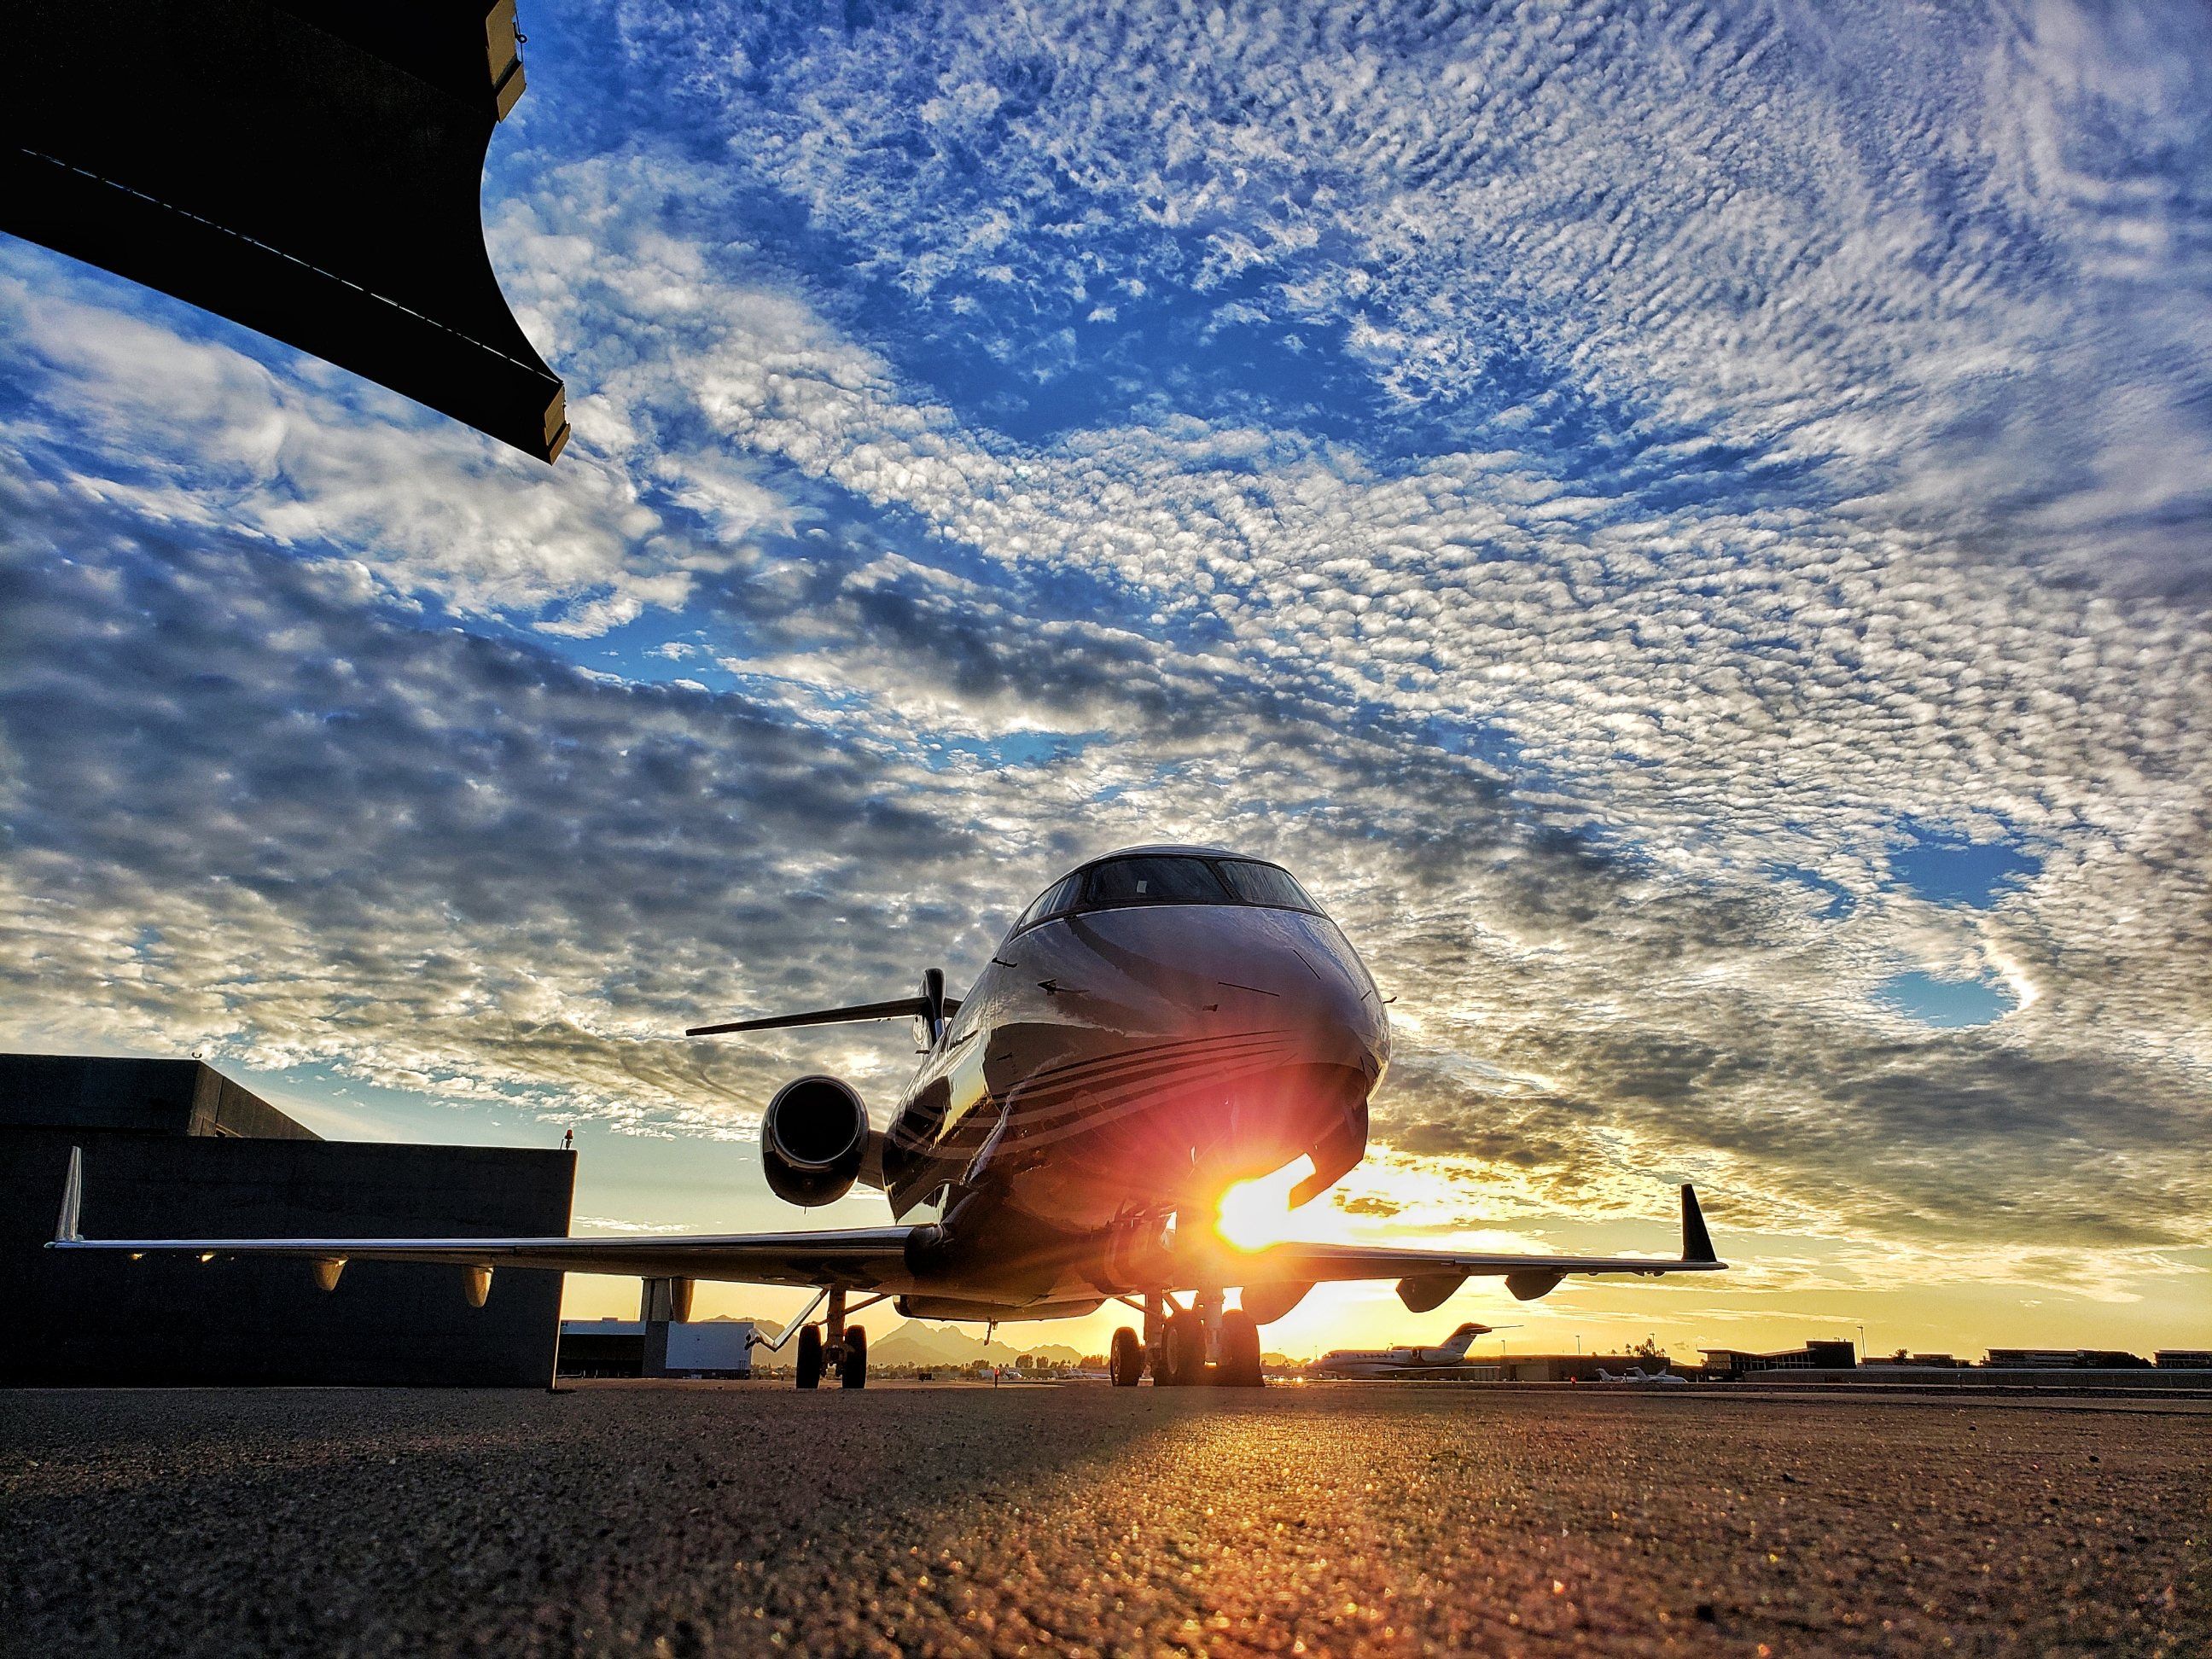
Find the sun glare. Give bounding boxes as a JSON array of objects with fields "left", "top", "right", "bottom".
[{"left": 1215, "top": 1157, "right": 1313, "bottom": 1250}]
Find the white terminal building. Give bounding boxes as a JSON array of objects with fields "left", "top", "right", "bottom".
[{"left": 557, "top": 1318, "right": 756, "bottom": 1379}]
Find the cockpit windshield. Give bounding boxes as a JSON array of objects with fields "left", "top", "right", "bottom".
[
  {"left": 1084, "top": 856, "right": 1231, "bottom": 905},
  {"left": 1009, "top": 853, "right": 1324, "bottom": 935},
  {"left": 1216, "top": 859, "right": 1320, "bottom": 912}
]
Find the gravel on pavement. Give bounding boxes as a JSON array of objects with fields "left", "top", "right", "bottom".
[{"left": 2, "top": 1382, "right": 2205, "bottom": 1656}]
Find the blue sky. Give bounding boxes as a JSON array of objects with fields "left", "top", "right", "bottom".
[{"left": 2, "top": 0, "right": 2208, "bottom": 1354}]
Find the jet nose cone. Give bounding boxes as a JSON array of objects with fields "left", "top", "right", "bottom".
[
  {"left": 1302, "top": 951, "right": 1390, "bottom": 1080},
  {"left": 1249, "top": 923, "right": 1389, "bottom": 1085},
  {"left": 1042, "top": 901, "right": 1388, "bottom": 1205},
  {"left": 1201, "top": 923, "right": 1387, "bottom": 1196}
]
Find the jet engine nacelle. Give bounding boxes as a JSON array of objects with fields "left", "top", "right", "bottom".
[{"left": 761, "top": 1074, "right": 870, "bottom": 1207}]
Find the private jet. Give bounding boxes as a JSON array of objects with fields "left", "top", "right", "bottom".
[
  {"left": 49, "top": 846, "right": 1726, "bottom": 1389},
  {"left": 1310, "top": 1321, "right": 1498, "bottom": 1379}
]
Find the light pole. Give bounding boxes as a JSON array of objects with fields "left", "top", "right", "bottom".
[{"left": 1856, "top": 1323, "right": 1867, "bottom": 1362}]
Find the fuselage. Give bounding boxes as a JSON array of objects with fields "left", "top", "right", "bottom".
[{"left": 876, "top": 845, "right": 1390, "bottom": 1317}]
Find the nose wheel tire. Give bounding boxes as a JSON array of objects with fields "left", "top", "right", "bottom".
[
  {"left": 1161, "top": 1308, "right": 1207, "bottom": 1386},
  {"left": 1109, "top": 1325, "right": 1144, "bottom": 1386},
  {"left": 841, "top": 1324, "right": 869, "bottom": 1389},
  {"left": 795, "top": 1324, "right": 824, "bottom": 1389},
  {"left": 1216, "top": 1309, "right": 1264, "bottom": 1387}
]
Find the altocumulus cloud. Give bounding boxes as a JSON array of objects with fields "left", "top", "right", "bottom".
[{"left": 1, "top": 0, "right": 2207, "bottom": 1295}]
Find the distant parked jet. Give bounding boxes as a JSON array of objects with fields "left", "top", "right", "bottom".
[
  {"left": 51, "top": 846, "right": 1725, "bottom": 1391},
  {"left": 1311, "top": 1321, "right": 1498, "bottom": 1378},
  {"left": 1594, "top": 1366, "right": 1689, "bottom": 1386}
]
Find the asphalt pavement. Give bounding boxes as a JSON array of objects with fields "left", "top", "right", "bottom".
[{"left": 2, "top": 1382, "right": 2205, "bottom": 1656}]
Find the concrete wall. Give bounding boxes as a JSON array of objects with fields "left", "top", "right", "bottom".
[{"left": 1, "top": 1129, "right": 573, "bottom": 1386}]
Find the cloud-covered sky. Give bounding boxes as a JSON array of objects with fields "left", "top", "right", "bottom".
[{"left": 3, "top": 0, "right": 2206, "bottom": 1355}]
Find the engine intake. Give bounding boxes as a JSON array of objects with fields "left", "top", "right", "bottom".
[{"left": 761, "top": 1075, "right": 869, "bottom": 1207}]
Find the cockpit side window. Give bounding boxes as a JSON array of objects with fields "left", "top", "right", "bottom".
[
  {"left": 1216, "top": 859, "right": 1324, "bottom": 915},
  {"left": 1010, "top": 872, "right": 1084, "bottom": 934},
  {"left": 1081, "top": 856, "right": 1233, "bottom": 906}
]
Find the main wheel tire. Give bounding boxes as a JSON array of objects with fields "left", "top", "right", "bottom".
[
  {"left": 1109, "top": 1325, "right": 1144, "bottom": 1387},
  {"left": 1161, "top": 1309, "right": 1207, "bottom": 1386},
  {"left": 1217, "top": 1309, "right": 1264, "bottom": 1387},
  {"left": 795, "top": 1324, "right": 824, "bottom": 1389},
  {"left": 841, "top": 1324, "right": 869, "bottom": 1389}
]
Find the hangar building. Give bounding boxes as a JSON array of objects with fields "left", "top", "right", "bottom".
[{"left": 0, "top": 1053, "right": 572, "bottom": 1386}]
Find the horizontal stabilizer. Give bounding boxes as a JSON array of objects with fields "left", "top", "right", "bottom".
[{"left": 688, "top": 997, "right": 961, "bottom": 1038}]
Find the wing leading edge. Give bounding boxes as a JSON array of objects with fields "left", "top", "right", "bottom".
[{"left": 48, "top": 1146, "right": 925, "bottom": 1290}]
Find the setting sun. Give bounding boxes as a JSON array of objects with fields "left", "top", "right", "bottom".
[{"left": 1215, "top": 1156, "right": 1315, "bottom": 1250}]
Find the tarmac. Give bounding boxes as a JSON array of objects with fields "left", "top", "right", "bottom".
[{"left": 3, "top": 1382, "right": 2205, "bottom": 1656}]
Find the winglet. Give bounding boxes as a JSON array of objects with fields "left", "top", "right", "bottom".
[
  {"left": 1680, "top": 1183, "right": 1715, "bottom": 1264},
  {"left": 54, "top": 1145, "right": 83, "bottom": 1243}
]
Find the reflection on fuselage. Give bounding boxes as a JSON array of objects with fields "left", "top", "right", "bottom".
[{"left": 881, "top": 850, "right": 1391, "bottom": 1291}]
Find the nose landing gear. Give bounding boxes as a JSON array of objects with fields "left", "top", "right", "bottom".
[
  {"left": 1161, "top": 1307, "right": 1208, "bottom": 1385},
  {"left": 1138, "top": 1290, "right": 1266, "bottom": 1387}
]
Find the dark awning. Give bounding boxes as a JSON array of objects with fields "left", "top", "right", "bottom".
[{"left": 3, "top": 0, "right": 569, "bottom": 461}]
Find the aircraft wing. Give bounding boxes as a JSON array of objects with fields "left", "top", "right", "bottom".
[
  {"left": 47, "top": 1149, "right": 924, "bottom": 1291},
  {"left": 1225, "top": 1185, "right": 1725, "bottom": 1309}
]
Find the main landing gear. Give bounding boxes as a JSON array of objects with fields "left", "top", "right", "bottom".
[
  {"left": 1110, "top": 1292, "right": 1265, "bottom": 1388},
  {"left": 1217, "top": 1309, "right": 1263, "bottom": 1388},
  {"left": 1109, "top": 1325, "right": 1145, "bottom": 1387},
  {"left": 795, "top": 1287, "right": 869, "bottom": 1390}
]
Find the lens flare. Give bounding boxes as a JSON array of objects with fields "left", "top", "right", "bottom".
[{"left": 1215, "top": 1155, "right": 1314, "bottom": 1250}]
